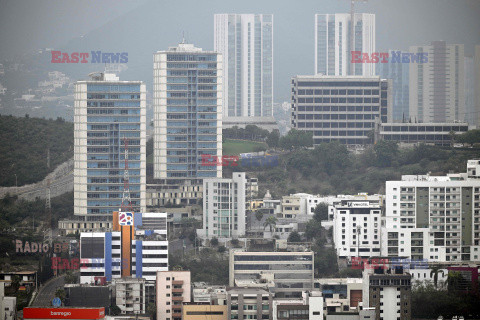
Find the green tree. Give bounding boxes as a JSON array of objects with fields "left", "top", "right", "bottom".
[
  {"left": 55, "top": 288, "right": 66, "bottom": 302},
  {"left": 263, "top": 216, "right": 277, "bottom": 232},
  {"left": 304, "top": 219, "right": 322, "bottom": 241},
  {"left": 65, "top": 271, "right": 77, "bottom": 284},
  {"left": 255, "top": 211, "right": 264, "bottom": 222},
  {"left": 279, "top": 129, "right": 313, "bottom": 150},
  {"left": 456, "top": 129, "right": 480, "bottom": 147},
  {"left": 374, "top": 140, "right": 399, "bottom": 167},
  {"left": 287, "top": 231, "right": 302, "bottom": 242},
  {"left": 210, "top": 237, "right": 219, "bottom": 246},
  {"left": 314, "top": 203, "right": 329, "bottom": 222},
  {"left": 266, "top": 129, "right": 280, "bottom": 148}
]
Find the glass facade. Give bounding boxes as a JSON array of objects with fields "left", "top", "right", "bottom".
[
  {"left": 85, "top": 83, "right": 143, "bottom": 215},
  {"left": 377, "top": 55, "right": 410, "bottom": 122},
  {"left": 154, "top": 44, "right": 222, "bottom": 181}
]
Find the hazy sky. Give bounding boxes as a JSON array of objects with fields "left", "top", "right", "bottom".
[{"left": 1, "top": 0, "right": 479, "bottom": 102}]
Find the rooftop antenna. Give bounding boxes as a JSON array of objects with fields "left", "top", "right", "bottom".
[
  {"left": 182, "top": 31, "right": 186, "bottom": 44},
  {"left": 120, "top": 137, "right": 133, "bottom": 212}
]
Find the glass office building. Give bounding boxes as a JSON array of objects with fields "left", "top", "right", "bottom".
[
  {"left": 74, "top": 73, "right": 146, "bottom": 220},
  {"left": 153, "top": 43, "right": 223, "bottom": 181}
]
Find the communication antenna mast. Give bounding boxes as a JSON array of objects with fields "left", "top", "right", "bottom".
[
  {"left": 120, "top": 137, "right": 133, "bottom": 212},
  {"left": 45, "top": 178, "right": 52, "bottom": 241}
]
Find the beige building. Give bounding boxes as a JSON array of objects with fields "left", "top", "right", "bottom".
[
  {"left": 409, "top": 41, "right": 465, "bottom": 123},
  {"left": 182, "top": 303, "right": 227, "bottom": 320},
  {"left": 156, "top": 271, "right": 191, "bottom": 320}
]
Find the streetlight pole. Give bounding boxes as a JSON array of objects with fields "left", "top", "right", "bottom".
[
  {"left": 14, "top": 173, "right": 17, "bottom": 191},
  {"left": 357, "top": 225, "right": 361, "bottom": 259}
]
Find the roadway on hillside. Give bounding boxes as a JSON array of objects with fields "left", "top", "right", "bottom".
[
  {"left": 0, "top": 159, "right": 73, "bottom": 200},
  {"left": 31, "top": 274, "right": 66, "bottom": 307}
]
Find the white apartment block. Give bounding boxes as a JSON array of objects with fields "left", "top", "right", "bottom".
[
  {"left": 383, "top": 160, "right": 480, "bottom": 262},
  {"left": 214, "top": 14, "right": 273, "bottom": 118},
  {"left": 156, "top": 271, "right": 191, "bottom": 320},
  {"left": 333, "top": 201, "right": 382, "bottom": 259},
  {"left": 197, "top": 172, "right": 246, "bottom": 239},
  {"left": 315, "top": 13, "right": 375, "bottom": 76},
  {"left": 114, "top": 277, "right": 146, "bottom": 315},
  {"left": 409, "top": 41, "right": 465, "bottom": 123},
  {"left": 153, "top": 42, "right": 223, "bottom": 181},
  {"left": 279, "top": 193, "right": 383, "bottom": 218}
]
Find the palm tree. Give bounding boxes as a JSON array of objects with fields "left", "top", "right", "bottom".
[
  {"left": 429, "top": 265, "right": 445, "bottom": 288},
  {"left": 263, "top": 216, "right": 277, "bottom": 232}
]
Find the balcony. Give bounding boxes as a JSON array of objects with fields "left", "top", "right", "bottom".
[
  {"left": 172, "top": 296, "right": 183, "bottom": 302},
  {"left": 172, "top": 288, "right": 183, "bottom": 293},
  {"left": 172, "top": 280, "right": 184, "bottom": 285}
]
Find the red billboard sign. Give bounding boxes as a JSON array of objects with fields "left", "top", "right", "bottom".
[{"left": 23, "top": 308, "right": 105, "bottom": 319}]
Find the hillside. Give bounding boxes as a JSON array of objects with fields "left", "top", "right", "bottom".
[
  {"left": 231, "top": 142, "right": 480, "bottom": 198},
  {"left": 0, "top": 115, "right": 73, "bottom": 187}
]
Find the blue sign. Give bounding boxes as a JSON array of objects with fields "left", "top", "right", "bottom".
[{"left": 52, "top": 297, "right": 61, "bottom": 307}]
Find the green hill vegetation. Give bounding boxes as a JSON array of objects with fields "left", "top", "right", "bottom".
[
  {"left": 0, "top": 115, "right": 73, "bottom": 187},
  {"left": 235, "top": 140, "right": 480, "bottom": 197}
]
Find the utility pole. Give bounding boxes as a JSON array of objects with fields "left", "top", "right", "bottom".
[{"left": 45, "top": 178, "right": 52, "bottom": 241}]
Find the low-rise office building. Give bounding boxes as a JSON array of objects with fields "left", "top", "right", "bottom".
[
  {"left": 291, "top": 75, "right": 392, "bottom": 146},
  {"left": 376, "top": 122, "right": 470, "bottom": 146},
  {"left": 182, "top": 303, "right": 227, "bottom": 320},
  {"left": 226, "top": 288, "right": 272, "bottom": 320},
  {"left": 229, "top": 250, "right": 314, "bottom": 298}
]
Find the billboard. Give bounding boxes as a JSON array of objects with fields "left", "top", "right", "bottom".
[
  {"left": 118, "top": 212, "right": 133, "bottom": 226},
  {"left": 23, "top": 308, "right": 105, "bottom": 319}
]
